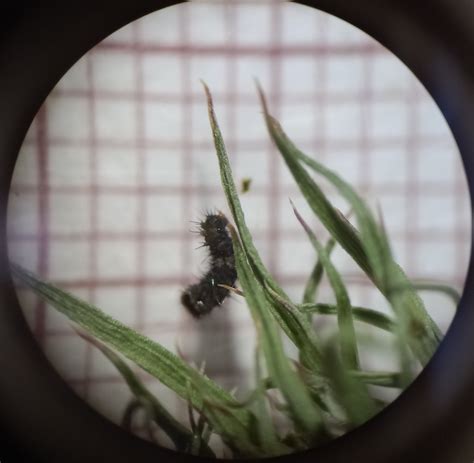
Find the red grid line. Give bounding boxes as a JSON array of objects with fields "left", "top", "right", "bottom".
[
  {"left": 404, "top": 80, "right": 420, "bottom": 274},
  {"left": 9, "top": 228, "right": 469, "bottom": 243},
  {"left": 47, "top": 87, "right": 421, "bottom": 104},
  {"left": 359, "top": 46, "right": 374, "bottom": 304},
  {"left": 450, "top": 96, "right": 472, "bottom": 292},
  {"left": 219, "top": 3, "right": 245, "bottom": 389},
  {"left": 82, "top": 53, "right": 99, "bottom": 400},
  {"left": 359, "top": 52, "right": 372, "bottom": 193},
  {"left": 179, "top": 2, "right": 193, "bottom": 275},
  {"left": 225, "top": 1, "right": 238, "bottom": 167},
  {"left": 134, "top": 23, "right": 147, "bottom": 332},
  {"left": 314, "top": 12, "right": 328, "bottom": 164},
  {"left": 34, "top": 107, "right": 49, "bottom": 346},
  {"left": 10, "top": 180, "right": 463, "bottom": 197},
  {"left": 266, "top": 2, "right": 283, "bottom": 275},
  {"left": 14, "top": 268, "right": 469, "bottom": 291},
  {"left": 177, "top": 2, "right": 193, "bottom": 422},
  {"left": 21, "top": 133, "right": 454, "bottom": 151},
  {"left": 96, "top": 41, "right": 385, "bottom": 57}
]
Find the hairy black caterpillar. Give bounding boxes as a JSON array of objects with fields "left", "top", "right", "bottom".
[{"left": 181, "top": 213, "right": 237, "bottom": 317}]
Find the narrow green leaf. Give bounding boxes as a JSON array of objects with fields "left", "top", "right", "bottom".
[
  {"left": 320, "top": 340, "right": 378, "bottom": 427},
  {"left": 256, "top": 84, "right": 371, "bottom": 278},
  {"left": 256, "top": 83, "right": 441, "bottom": 367},
  {"left": 410, "top": 281, "right": 461, "bottom": 307},
  {"left": 202, "top": 82, "right": 341, "bottom": 423},
  {"left": 201, "top": 81, "right": 281, "bottom": 296},
  {"left": 259, "top": 293, "right": 342, "bottom": 419},
  {"left": 302, "top": 237, "right": 336, "bottom": 305},
  {"left": 229, "top": 224, "right": 324, "bottom": 442},
  {"left": 202, "top": 81, "right": 325, "bottom": 378},
  {"left": 77, "top": 330, "right": 204, "bottom": 454},
  {"left": 264, "top": 284, "right": 322, "bottom": 372},
  {"left": 291, "top": 202, "right": 359, "bottom": 371},
  {"left": 351, "top": 371, "right": 403, "bottom": 388},
  {"left": 302, "top": 209, "right": 351, "bottom": 307},
  {"left": 251, "top": 344, "right": 288, "bottom": 455},
  {"left": 10, "top": 263, "right": 260, "bottom": 456},
  {"left": 299, "top": 303, "right": 395, "bottom": 333}
]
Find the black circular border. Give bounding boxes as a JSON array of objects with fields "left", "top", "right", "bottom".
[{"left": 0, "top": 1, "right": 473, "bottom": 462}]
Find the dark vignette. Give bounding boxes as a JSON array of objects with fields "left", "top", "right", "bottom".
[{"left": 0, "top": 1, "right": 472, "bottom": 462}]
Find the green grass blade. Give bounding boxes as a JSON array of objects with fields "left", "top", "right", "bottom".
[
  {"left": 76, "top": 330, "right": 207, "bottom": 454},
  {"left": 251, "top": 344, "right": 290, "bottom": 455},
  {"left": 255, "top": 85, "right": 371, "bottom": 278},
  {"left": 232, "top": 282, "right": 326, "bottom": 379},
  {"left": 291, "top": 203, "right": 360, "bottom": 371},
  {"left": 302, "top": 237, "right": 336, "bottom": 305},
  {"left": 256, "top": 83, "right": 441, "bottom": 367},
  {"left": 320, "top": 341, "right": 378, "bottom": 427},
  {"left": 410, "top": 281, "right": 461, "bottom": 306},
  {"left": 262, "top": 286, "right": 345, "bottom": 418},
  {"left": 201, "top": 81, "right": 294, "bottom": 337},
  {"left": 351, "top": 371, "right": 403, "bottom": 388},
  {"left": 263, "top": 285, "right": 325, "bottom": 376},
  {"left": 202, "top": 81, "right": 281, "bottom": 296},
  {"left": 299, "top": 303, "right": 395, "bottom": 333},
  {"left": 229, "top": 224, "right": 325, "bottom": 442},
  {"left": 202, "top": 81, "right": 325, "bottom": 375},
  {"left": 10, "top": 263, "right": 261, "bottom": 456}
]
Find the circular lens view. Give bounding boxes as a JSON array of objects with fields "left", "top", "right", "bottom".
[{"left": 7, "top": 2, "right": 471, "bottom": 458}]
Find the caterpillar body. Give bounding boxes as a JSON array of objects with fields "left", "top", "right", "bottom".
[{"left": 181, "top": 213, "right": 237, "bottom": 317}]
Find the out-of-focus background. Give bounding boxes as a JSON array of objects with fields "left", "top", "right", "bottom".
[{"left": 6, "top": 0, "right": 471, "bottom": 451}]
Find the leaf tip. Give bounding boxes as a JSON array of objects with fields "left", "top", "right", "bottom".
[
  {"left": 200, "top": 79, "right": 210, "bottom": 94},
  {"left": 289, "top": 199, "right": 303, "bottom": 225},
  {"left": 254, "top": 79, "right": 270, "bottom": 117},
  {"left": 200, "top": 80, "right": 215, "bottom": 121},
  {"left": 291, "top": 201, "right": 319, "bottom": 243}
]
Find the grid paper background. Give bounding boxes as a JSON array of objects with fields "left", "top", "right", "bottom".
[{"left": 6, "top": 0, "right": 472, "bottom": 452}]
